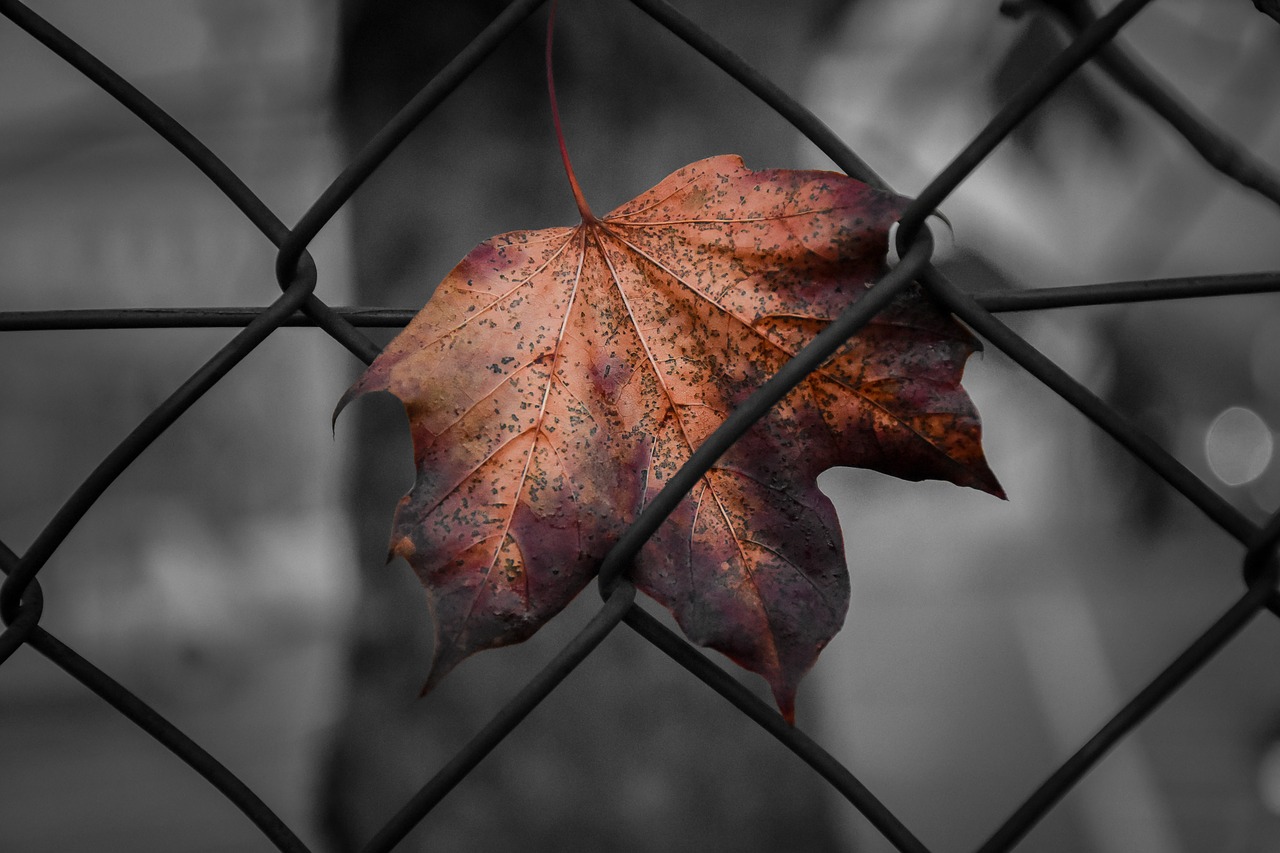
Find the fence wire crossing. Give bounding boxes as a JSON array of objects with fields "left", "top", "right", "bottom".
[{"left": 2, "top": 0, "right": 1280, "bottom": 851}]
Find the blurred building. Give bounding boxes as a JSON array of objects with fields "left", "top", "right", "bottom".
[
  {"left": 0, "top": 2, "right": 353, "bottom": 850},
  {"left": 809, "top": 2, "right": 1280, "bottom": 851}
]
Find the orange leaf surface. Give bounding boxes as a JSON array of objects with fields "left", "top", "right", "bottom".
[{"left": 338, "top": 154, "right": 1003, "bottom": 721}]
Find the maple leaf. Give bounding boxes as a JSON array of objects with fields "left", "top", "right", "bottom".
[{"left": 338, "top": 153, "right": 1003, "bottom": 722}]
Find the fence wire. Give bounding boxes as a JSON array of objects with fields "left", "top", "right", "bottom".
[{"left": 2, "top": 0, "right": 1279, "bottom": 851}]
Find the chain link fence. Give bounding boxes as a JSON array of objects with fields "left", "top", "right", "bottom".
[{"left": 3, "top": 0, "right": 1280, "bottom": 850}]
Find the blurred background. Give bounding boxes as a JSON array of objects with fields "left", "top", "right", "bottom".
[
  {"left": 0, "top": 2, "right": 354, "bottom": 850},
  {"left": 2, "top": 1, "right": 1280, "bottom": 851}
]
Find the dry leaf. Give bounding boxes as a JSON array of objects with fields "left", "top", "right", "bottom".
[{"left": 338, "top": 154, "right": 1002, "bottom": 721}]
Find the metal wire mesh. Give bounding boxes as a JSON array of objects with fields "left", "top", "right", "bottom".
[{"left": 2, "top": 0, "right": 1280, "bottom": 851}]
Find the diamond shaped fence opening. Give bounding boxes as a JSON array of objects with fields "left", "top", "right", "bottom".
[{"left": 2, "top": 1, "right": 1280, "bottom": 851}]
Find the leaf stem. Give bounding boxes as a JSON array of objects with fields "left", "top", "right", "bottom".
[{"left": 546, "top": 0, "right": 595, "bottom": 222}]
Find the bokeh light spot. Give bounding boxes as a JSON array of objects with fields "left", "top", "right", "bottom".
[{"left": 1204, "top": 406, "right": 1273, "bottom": 487}]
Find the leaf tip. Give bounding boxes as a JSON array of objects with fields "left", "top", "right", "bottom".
[
  {"left": 762, "top": 666, "right": 802, "bottom": 725},
  {"left": 773, "top": 686, "right": 798, "bottom": 727},
  {"left": 385, "top": 532, "right": 414, "bottom": 565},
  {"left": 332, "top": 382, "right": 362, "bottom": 433},
  {"left": 974, "top": 464, "right": 1008, "bottom": 501},
  {"left": 420, "top": 641, "right": 467, "bottom": 698},
  {"left": 418, "top": 674, "right": 442, "bottom": 699}
]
